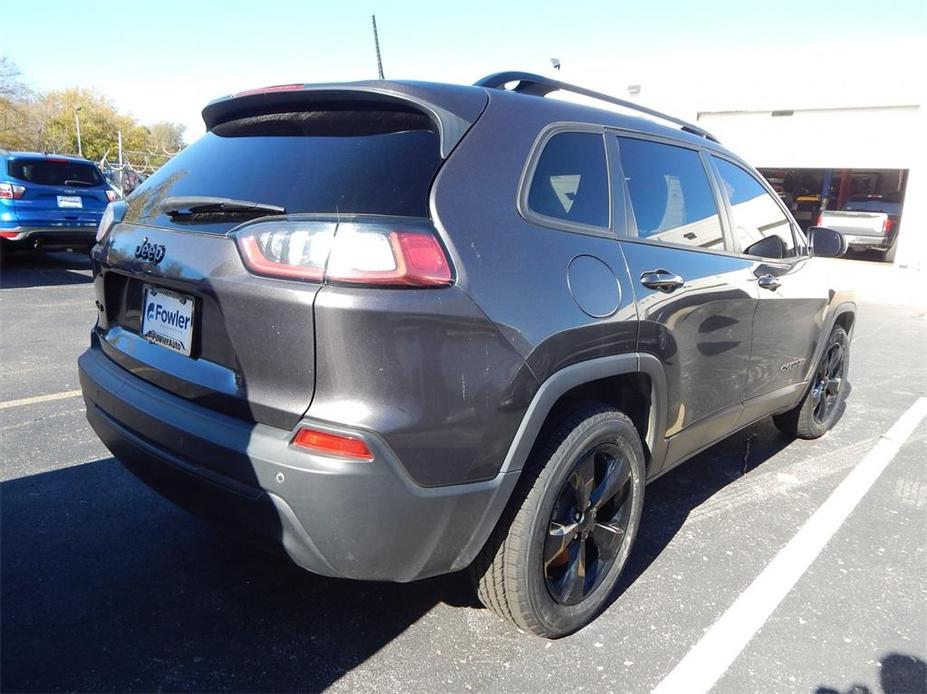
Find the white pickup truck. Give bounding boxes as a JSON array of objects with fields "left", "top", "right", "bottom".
[{"left": 818, "top": 194, "right": 902, "bottom": 261}]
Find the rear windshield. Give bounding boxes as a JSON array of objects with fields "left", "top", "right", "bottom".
[
  {"left": 8, "top": 158, "right": 104, "bottom": 187},
  {"left": 124, "top": 108, "right": 443, "bottom": 230}
]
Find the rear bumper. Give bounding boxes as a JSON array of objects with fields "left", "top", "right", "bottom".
[
  {"left": 1, "top": 225, "right": 98, "bottom": 248},
  {"left": 78, "top": 338, "right": 518, "bottom": 582},
  {"left": 842, "top": 233, "right": 891, "bottom": 250}
]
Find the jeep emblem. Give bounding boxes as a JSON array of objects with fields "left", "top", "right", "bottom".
[{"left": 134, "top": 237, "right": 166, "bottom": 264}]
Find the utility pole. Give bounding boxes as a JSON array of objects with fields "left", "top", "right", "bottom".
[
  {"left": 372, "top": 14, "right": 384, "bottom": 79},
  {"left": 74, "top": 106, "right": 83, "bottom": 158}
]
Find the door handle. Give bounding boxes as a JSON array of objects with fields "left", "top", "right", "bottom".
[
  {"left": 640, "top": 269, "right": 685, "bottom": 293},
  {"left": 757, "top": 274, "right": 781, "bottom": 291}
]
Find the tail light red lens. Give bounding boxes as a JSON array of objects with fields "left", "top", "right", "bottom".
[
  {"left": 882, "top": 218, "right": 894, "bottom": 234},
  {"left": 234, "top": 217, "right": 453, "bottom": 287},
  {"left": 292, "top": 428, "right": 374, "bottom": 461},
  {"left": 0, "top": 183, "right": 25, "bottom": 199},
  {"left": 96, "top": 201, "right": 127, "bottom": 242},
  {"left": 106, "top": 189, "right": 119, "bottom": 202}
]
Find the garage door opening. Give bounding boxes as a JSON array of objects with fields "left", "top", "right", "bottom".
[{"left": 759, "top": 167, "right": 908, "bottom": 261}]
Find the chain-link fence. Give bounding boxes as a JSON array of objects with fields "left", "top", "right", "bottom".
[{"left": 99, "top": 139, "right": 181, "bottom": 197}]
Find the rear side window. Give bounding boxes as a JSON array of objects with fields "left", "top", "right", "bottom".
[
  {"left": 527, "top": 131, "right": 609, "bottom": 228},
  {"left": 9, "top": 159, "right": 103, "bottom": 187},
  {"left": 712, "top": 157, "right": 796, "bottom": 257},
  {"left": 124, "top": 108, "right": 442, "bottom": 230},
  {"left": 616, "top": 137, "right": 724, "bottom": 250}
]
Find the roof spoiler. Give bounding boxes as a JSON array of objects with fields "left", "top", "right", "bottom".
[
  {"left": 201, "top": 84, "right": 481, "bottom": 158},
  {"left": 475, "top": 71, "right": 719, "bottom": 143}
]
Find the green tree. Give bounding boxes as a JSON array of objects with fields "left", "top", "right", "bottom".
[
  {"left": 29, "top": 87, "right": 151, "bottom": 161},
  {"left": 0, "top": 61, "right": 187, "bottom": 168},
  {"left": 0, "top": 57, "right": 32, "bottom": 150}
]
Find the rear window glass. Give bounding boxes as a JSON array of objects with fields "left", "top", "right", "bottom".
[
  {"left": 124, "top": 109, "right": 442, "bottom": 229},
  {"left": 527, "top": 131, "right": 610, "bottom": 228},
  {"left": 9, "top": 159, "right": 103, "bottom": 187}
]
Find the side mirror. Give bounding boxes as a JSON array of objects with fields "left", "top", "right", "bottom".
[{"left": 808, "top": 226, "right": 847, "bottom": 258}]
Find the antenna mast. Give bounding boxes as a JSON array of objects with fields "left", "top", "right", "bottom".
[{"left": 371, "top": 15, "right": 385, "bottom": 79}]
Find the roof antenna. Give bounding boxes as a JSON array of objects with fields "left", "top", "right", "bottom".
[{"left": 372, "top": 15, "right": 385, "bottom": 79}]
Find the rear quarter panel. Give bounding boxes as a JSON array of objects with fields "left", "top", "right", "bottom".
[{"left": 430, "top": 93, "right": 638, "bottom": 382}]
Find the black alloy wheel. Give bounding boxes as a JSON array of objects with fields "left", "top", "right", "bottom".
[
  {"left": 811, "top": 340, "right": 845, "bottom": 424},
  {"left": 544, "top": 442, "right": 633, "bottom": 605}
]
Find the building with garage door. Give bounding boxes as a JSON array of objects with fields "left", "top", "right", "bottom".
[
  {"left": 697, "top": 96, "right": 922, "bottom": 268},
  {"left": 554, "top": 38, "right": 925, "bottom": 268}
]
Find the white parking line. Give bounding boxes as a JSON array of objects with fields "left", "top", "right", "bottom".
[
  {"left": 0, "top": 389, "right": 83, "bottom": 410},
  {"left": 653, "top": 397, "right": 927, "bottom": 694}
]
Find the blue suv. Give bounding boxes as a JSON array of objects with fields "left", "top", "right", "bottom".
[{"left": 0, "top": 150, "right": 116, "bottom": 260}]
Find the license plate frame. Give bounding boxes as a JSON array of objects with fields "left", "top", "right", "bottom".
[
  {"left": 57, "top": 195, "right": 83, "bottom": 208},
  {"left": 140, "top": 286, "right": 195, "bottom": 357}
]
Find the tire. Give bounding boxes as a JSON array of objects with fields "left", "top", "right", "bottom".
[
  {"left": 472, "top": 404, "right": 645, "bottom": 638},
  {"left": 883, "top": 241, "right": 897, "bottom": 263},
  {"left": 773, "top": 326, "right": 849, "bottom": 439}
]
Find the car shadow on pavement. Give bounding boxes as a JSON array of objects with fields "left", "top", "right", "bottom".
[
  {"left": 0, "top": 251, "right": 93, "bottom": 289},
  {"left": 815, "top": 653, "right": 927, "bottom": 694},
  {"left": 1, "top": 401, "right": 849, "bottom": 692},
  {"left": 617, "top": 383, "right": 851, "bottom": 596},
  {"left": 616, "top": 416, "right": 802, "bottom": 594},
  {"left": 0, "top": 457, "right": 472, "bottom": 693}
]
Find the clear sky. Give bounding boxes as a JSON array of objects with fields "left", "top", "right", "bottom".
[{"left": 6, "top": 0, "right": 926, "bottom": 141}]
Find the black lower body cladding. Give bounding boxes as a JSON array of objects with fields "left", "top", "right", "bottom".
[{"left": 79, "top": 342, "right": 521, "bottom": 582}]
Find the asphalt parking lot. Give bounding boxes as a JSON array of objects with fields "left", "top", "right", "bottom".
[{"left": 1, "top": 251, "right": 925, "bottom": 693}]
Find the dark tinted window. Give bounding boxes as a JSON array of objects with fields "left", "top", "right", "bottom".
[
  {"left": 617, "top": 137, "right": 723, "bottom": 249},
  {"left": 9, "top": 158, "right": 103, "bottom": 187},
  {"left": 712, "top": 157, "right": 795, "bottom": 257},
  {"left": 527, "top": 132, "right": 609, "bottom": 228},
  {"left": 844, "top": 198, "right": 902, "bottom": 214},
  {"left": 124, "top": 109, "right": 442, "bottom": 230}
]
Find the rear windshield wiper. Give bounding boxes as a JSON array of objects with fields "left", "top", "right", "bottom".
[{"left": 160, "top": 196, "right": 286, "bottom": 220}]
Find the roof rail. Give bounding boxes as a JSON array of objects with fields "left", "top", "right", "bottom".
[{"left": 474, "top": 71, "right": 719, "bottom": 143}]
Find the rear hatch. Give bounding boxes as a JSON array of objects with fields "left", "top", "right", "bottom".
[
  {"left": 819, "top": 197, "right": 901, "bottom": 238},
  {"left": 7, "top": 157, "right": 109, "bottom": 228},
  {"left": 95, "top": 85, "right": 486, "bottom": 430}
]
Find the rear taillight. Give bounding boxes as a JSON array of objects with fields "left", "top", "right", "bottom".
[
  {"left": 815, "top": 213, "right": 824, "bottom": 226},
  {"left": 292, "top": 427, "right": 374, "bottom": 461},
  {"left": 234, "top": 217, "right": 453, "bottom": 287},
  {"left": 96, "top": 201, "right": 127, "bottom": 243},
  {"left": 0, "top": 183, "right": 26, "bottom": 200},
  {"left": 106, "top": 189, "right": 119, "bottom": 202},
  {"left": 882, "top": 218, "right": 894, "bottom": 234}
]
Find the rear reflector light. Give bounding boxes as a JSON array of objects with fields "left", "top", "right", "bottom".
[
  {"left": 96, "top": 201, "right": 127, "bottom": 242},
  {"left": 0, "top": 183, "right": 25, "bottom": 199},
  {"left": 292, "top": 428, "right": 374, "bottom": 461},
  {"left": 234, "top": 216, "right": 453, "bottom": 287}
]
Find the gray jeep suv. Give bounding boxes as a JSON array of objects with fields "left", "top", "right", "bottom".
[{"left": 79, "top": 72, "right": 854, "bottom": 637}]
